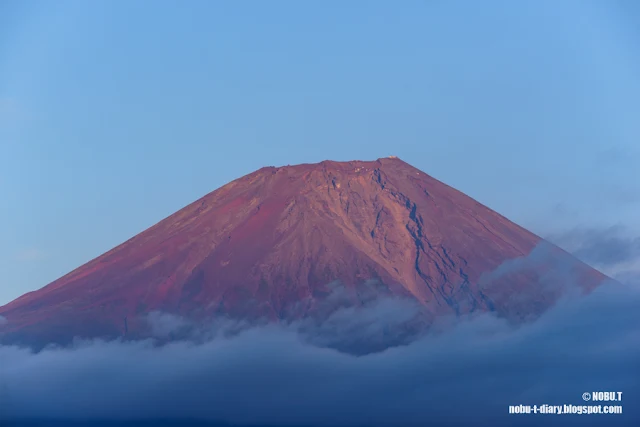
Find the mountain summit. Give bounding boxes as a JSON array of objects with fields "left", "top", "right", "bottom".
[{"left": 0, "top": 157, "right": 606, "bottom": 346}]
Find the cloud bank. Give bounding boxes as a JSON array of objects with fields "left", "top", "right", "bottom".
[
  {"left": 1, "top": 282, "right": 638, "bottom": 427},
  {"left": 547, "top": 225, "right": 640, "bottom": 286},
  {"left": 0, "top": 243, "right": 637, "bottom": 426}
]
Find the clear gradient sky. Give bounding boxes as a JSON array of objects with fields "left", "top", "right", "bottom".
[{"left": 1, "top": 0, "right": 639, "bottom": 305}]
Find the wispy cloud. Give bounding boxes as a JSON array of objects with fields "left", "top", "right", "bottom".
[
  {"left": 547, "top": 225, "right": 640, "bottom": 285},
  {"left": 14, "top": 248, "right": 46, "bottom": 262},
  {"left": 146, "top": 311, "right": 191, "bottom": 338}
]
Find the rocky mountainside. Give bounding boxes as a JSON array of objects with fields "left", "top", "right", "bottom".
[{"left": 0, "top": 157, "right": 607, "bottom": 347}]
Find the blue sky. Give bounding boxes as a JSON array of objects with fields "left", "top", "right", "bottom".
[{"left": 1, "top": 0, "right": 639, "bottom": 305}]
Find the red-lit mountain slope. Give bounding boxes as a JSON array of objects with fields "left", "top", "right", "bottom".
[{"left": 0, "top": 157, "right": 607, "bottom": 346}]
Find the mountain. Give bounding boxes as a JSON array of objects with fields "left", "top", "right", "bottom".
[{"left": 0, "top": 157, "right": 607, "bottom": 347}]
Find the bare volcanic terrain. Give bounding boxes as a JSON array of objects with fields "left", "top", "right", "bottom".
[{"left": 0, "top": 157, "right": 607, "bottom": 347}]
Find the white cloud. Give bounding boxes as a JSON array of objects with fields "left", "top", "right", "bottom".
[
  {"left": 0, "top": 283, "right": 638, "bottom": 426},
  {"left": 14, "top": 248, "right": 45, "bottom": 262},
  {"left": 146, "top": 311, "right": 190, "bottom": 338}
]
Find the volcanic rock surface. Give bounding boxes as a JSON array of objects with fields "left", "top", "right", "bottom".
[{"left": 0, "top": 157, "right": 607, "bottom": 347}]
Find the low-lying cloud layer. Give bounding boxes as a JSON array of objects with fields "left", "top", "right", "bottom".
[
  {"left": 1, "top": 242, "right": 638, "bottom": 426},
  {"left": 1, "top": 282, "right": 638, "bottom": 427}
]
